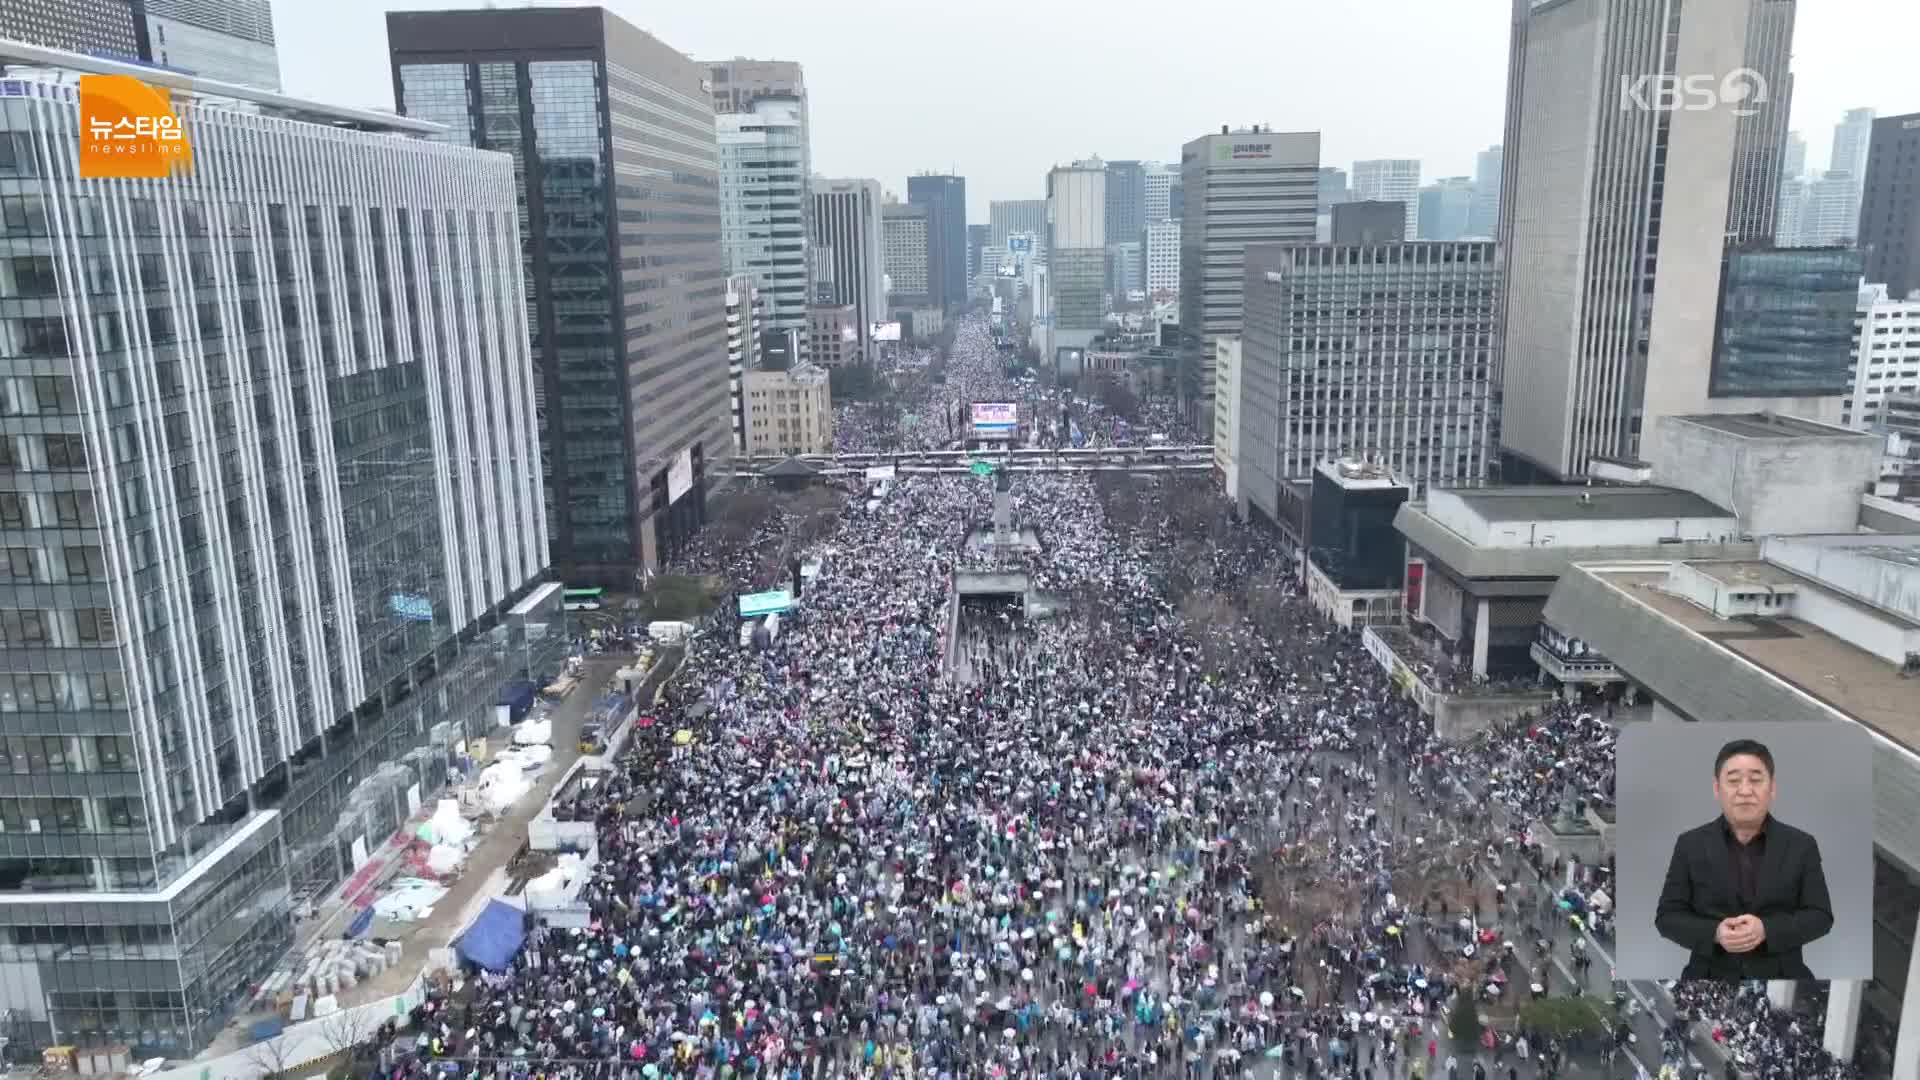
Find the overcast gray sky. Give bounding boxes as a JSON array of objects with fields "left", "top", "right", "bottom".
[{"left": 276, "top": 0, "right": 1918, "bottom": 223}]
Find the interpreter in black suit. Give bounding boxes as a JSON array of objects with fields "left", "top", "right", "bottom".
[{"left": 1655, "top": 738, "right": 1834, "bottom": 980}]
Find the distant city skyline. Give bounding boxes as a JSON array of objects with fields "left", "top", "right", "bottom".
[{"left": 273, "top": 0, "right": 1914, "bottom": 222}]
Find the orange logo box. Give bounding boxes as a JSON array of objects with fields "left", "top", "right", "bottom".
[{"left": 78, "top": 74, "right": 192, "bottom": 179}]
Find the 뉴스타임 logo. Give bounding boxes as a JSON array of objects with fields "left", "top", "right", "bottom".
[{"left": 78, "top": 74, "right": 192, "bottom": 179}]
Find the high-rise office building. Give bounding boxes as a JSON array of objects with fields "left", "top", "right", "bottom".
[
  {"left": 1417, "top": 177, "right": 1474, "bottom": 241},
  {"left": 719, "top": 96, "right": 812, "bottom": 364},
  {"left": 392, "top": 7, "right": 729, "bottom": 580},
  {"left": 1316, "top": 166, "right": 1349, "bottom": 212},
  {"left": 989, "top": 198, "right": 1047, "bottom": 259},
  {"left": 143, "top": 0, "right": 280, "bottom": 88},
  {"left": 1047, "top": 161, "right": 1107, "bottom": 356},
  {"left": 726, "top": 275, "right": 763, "bottom": 452},
  {"left": 1144, "top": 220, "right": 1181, "bottom": 296},
  {"left": 1144, "top": 162, "right": 1175, "bottom": 224},
  {"left": 1105, "top": 159, "right": 1146, "bottom": 252},
  {"left": 1723, "top": 0, "right": 1795, "bottom": 245},
  {"left": 882, "top": 201, "right": 932, "bottom": 308},
  {"left": 1782, "top": 131, "right": 1807, "bottom": 180},
  {"left": 1350, "top": 159, "right": 1421, "bottom": 238},
  {"left": 1782, "top": 170, "right": 1869, "bottom": 248},
  {"left": 1108, "top": 241, "right": 1142, "bottom": 296},
  {"left": 0, "top": 0, "right": 146, "bottom": 61},
  {"left": 812, "top": 178, "right": 886, "bottom": 360},
  {"left": 1495, "top": 0, "right": 1801, "bottom": 480},
  {"left": 1846, "top": 283, "right": 1920, "bottom": 429},
  {"left": 1707, "top": 247, "right": 1861, "bottom": 416},
  {"left": 706, "top": 57, "right": 805, "bottom": 114},
  {"left": 1177, "top": 127, "right": 1319, "bottom": 424},
  {"left": 1859, "top": 112, "right": 1920, "bottom": 303},
  {"left": 1832, "top": 107, "right": 1877, "bottom": 182},
  {"left": 907, "top": 174, "right": 967, "bottom": 312},
  {"left": 1331, "top": 201, "right": 1406, "bottom": 246},
  {"left": 967, "top": 222, "right": 990, "bottom": 281},
  {"left": 1240, "top": 242, "right": 1500, "bottom": 508},
  {"left": 1467, "top": 145, "right": 1502, "bottom": 238},
  {"left": 1169, "top": 178, "right": 1184, "bottom": 221},
  {"left": 0, "top": 42, "right": 547, "bottom": 1055}
]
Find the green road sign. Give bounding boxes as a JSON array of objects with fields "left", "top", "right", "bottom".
[{"left": 969, "top": 461, "right": 995, "bottom": 477}]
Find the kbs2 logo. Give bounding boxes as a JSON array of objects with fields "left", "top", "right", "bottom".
[
  {"left": 78, "top": 75, "right": 192, "bottom": 179},
  {"left": 1619, "top": 68, "right": 1769, "bottom": 118}
]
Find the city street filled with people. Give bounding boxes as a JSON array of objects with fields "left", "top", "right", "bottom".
[{"left": 371, "top": 317, "right": 1880, "bottom": 1080}]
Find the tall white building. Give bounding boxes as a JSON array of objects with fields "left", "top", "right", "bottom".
[
  {"left": 812, "top": 177, "right": 886, "bottom": 358},
  {"left": 1047, "top": 160, "right": 1107, "bottom": 356},
  {"left": 1177, "top": 127, "right": 1320, "bottom": 424},
  {"left": 1780, "top": 108, "right": 1879, "bottom": 248},
  {"left": 718, "top": 97, "right": 812, "bottom": 362},
  {"left": 1846, "top": 282, "right": 1920, "bottom": 429},
  {"left": 1832, "top": 107, "right": 1877, "bottom": 182},
  {"left": 1144, "top": 219, "right": 1181, "bottom": 296},
  {"left": 1496, "top": 0, "right": 1799, "bottom": 480},
  {"left": 726, "top": 275, "right": 763, "bottom": 452},
  {"left": 1467, "top": 145, "right": 1503, "bottom": 239},
  {"left": 1351, "top": 159, "right": 1421, "bottom": 238},
  {"left": 1144, "top": 162, "right": 1175, "bottom": 224}
]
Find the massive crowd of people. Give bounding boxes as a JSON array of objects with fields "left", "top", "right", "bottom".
[{"left": 370, "top": 317, "right": 1880, "bottom": 1080}]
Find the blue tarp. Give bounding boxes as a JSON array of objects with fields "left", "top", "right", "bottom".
[
  {"left": 455, "top": 899, "right": 526, "bottom": 973},
  {"left": 498, "top": 681, "right": 537, "bottom": 721}
]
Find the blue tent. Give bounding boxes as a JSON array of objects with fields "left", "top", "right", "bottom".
[{"left": 455, "top": 900, "right": 526, "bottom": 972}]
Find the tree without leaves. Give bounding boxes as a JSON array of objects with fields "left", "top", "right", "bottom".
[
  {"left": 246, "top": 1034, "right": 302, "bottom": 1080},
  {"left": 318, "top": 1006, "right": 380, "bottom": 1059}
]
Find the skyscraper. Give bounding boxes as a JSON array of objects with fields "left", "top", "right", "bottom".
[
  {"left": 989, "top": 198, "right": 1048, "bottom": 257},
  {"left": 1047, "top": 161, "right": 1107, "bottom": 356},
  {"left": 813, "top": 178, "right": 887, "bottom": 357},
  {"left": 1417, "top": 178, "right": 1475, "bottom": 241},
  {"left": 1316, "top": 166, "right": 1349, "bottom": 212},
  {"left": 1859, "top": 112, "right": 1920, "bottom": 302},
  {"left": 882, "top": 201, "right": 933, "bottom": 308},
  {"left": 1832, "top": 107, "right": 1877, "bottom": 181},
  {"left": 968, "top": 222, "right": 991, "bottom": 280},
  {"left": 1722, "top": 0, "right": 1795, "bottom": 244},
  {"left": 0, "top": 0, "right": 146, "bottom": 61},
  {"left": 1144, "top": 220, "right": 1181, "bottom": 296},
  {"left": 1144, "top": 162, "right": 1175, "bottom": 224},
  {"left": 1467, "top": 145, "right": 1503, "bottom": 238},
  {"left": 1496, "top": 0, "right": 1801, "bottom": 480},
  {"left": 392, "top": 7, "right": 729, "bottom": 580},
  {"left": 1178, "top": 127, "right": 1319, "bottom": 425},
  {"left": 907, "top": 174, "right": 968, "bottom": 312},
  {"left": 705, "top": 57, "right": 805, "bottom": 114},
  {"left": 1105, "top": 159, "right": 1147, "bottom": 252},
  {"left": 1782, "top": 131, "right": 1807, "bottom": 180},
  {"left": 143, "top": 0, "right": 280, "bottom": 88},
  {"left": 0, "top": 41, "right": 546, "bottom": 1055},
  {"left": 726, "top": 275, "right": 763, "bottom": 451},
  {"left": 1350, "top": 159, "right": 1421, "bottom": 238},
  {"left": 1240, "top": 241, "right": 1500, "bottom": 506},
  {"left": 719, "top": 97, "right": 812, "bottom": 364}
]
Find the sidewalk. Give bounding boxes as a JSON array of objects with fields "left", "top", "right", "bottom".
[{"left": 196, "top": 650, "right": 683, "bottom": 1062}]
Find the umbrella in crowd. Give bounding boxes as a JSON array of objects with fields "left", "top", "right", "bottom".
[{"left": 369, "top": 317, "right": 1874, "bottom": 1080}]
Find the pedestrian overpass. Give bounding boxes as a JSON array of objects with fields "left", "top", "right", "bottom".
[{"left": 722, "top": 444, "right": 1216, "bottom": 478}]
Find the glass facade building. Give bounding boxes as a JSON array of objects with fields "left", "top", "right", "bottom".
[
  {"left": 718, "top": 97, "right": 811, "bottom": 365},
  {"left": 1709, "top": 246, "right": 1863, "bottom": 398},
  {"left": 0, "top": 1, "right": 146, "bottom": 63},
  {"left": 0, "top": 55, "right": 545, "bottom": 1055},
  {"left": 390, "top": 7, "right": 731, "bottom": 584}
]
